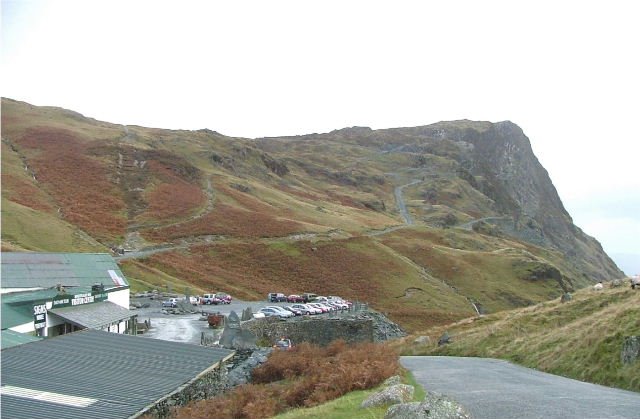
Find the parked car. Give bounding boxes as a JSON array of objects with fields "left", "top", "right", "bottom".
[
  {"left": 215, "top": 292, "right": 232, "bottom": 304},
  {"left": 631, "top": 276, "right": 640, "bottom": 289},
  {"left": 302, "top": 293, "right": 318, "bottom": 303},
  {"left": 287, "top": 294, "right": 304, "bottom": 303},
  {"left": 268, "top": 292, "right": 287, "bottom": 302},
  {"left": 273, "top": 338, "right": 293, "bottom": 351},
  {"left": 265, "top": 306, "right": 295, "bottom": 318},
  {"left": 162, "top": 298, "right": 178, "bottom": 308},
  {"left": 186, "top": 296, "right": 199, "bottom": 305},
  {"left": 290, "top": 303, "right": 319, "bottom": 315},
  {"left": 308, "top": 303, "right": 329, "bottom": 313},
  {"left": 258, "top": 307, "right": 291, "bottom": 318},
  {"left": 283, "top": 306, "right": 302, "bottom": 316},
  {"left": 327, "top": 301, "right": 348, "bottom": 310},
  {"left": 201, "top": 293, "right": 222, "bottom": 305}
]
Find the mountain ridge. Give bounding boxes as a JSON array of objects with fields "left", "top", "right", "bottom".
[{"left": 0, "top": 97, "right": 624, "bottom": 330}]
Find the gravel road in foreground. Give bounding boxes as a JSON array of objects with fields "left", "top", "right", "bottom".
[{"left": 401, "top": 356, "right": 640, "bottom": 419}]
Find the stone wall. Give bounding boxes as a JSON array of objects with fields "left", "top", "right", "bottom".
[
  {"left": 135, "top": 359, "right": 230, "bottom": 419},
  {"left": 244, "top": 316, "right": 374, "bottom": 346}
]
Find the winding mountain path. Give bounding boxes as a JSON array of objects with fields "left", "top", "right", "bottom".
[
  {"left": 394, "top": 179, "right": 422, "bottom": 225},
  {"left": 401, "top": 356, "right": 640, "bottom": 419}
]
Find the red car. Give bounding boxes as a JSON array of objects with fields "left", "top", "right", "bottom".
[
  {"left": 287, "top": 294, "right": 304, "bottom": 303},
  {"left": 215, "top": 292, "right": 232, "bottom": 304}
]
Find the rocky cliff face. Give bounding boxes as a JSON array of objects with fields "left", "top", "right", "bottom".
[{"left": 376, "top": 121, "right": 623, "bottom": 281}]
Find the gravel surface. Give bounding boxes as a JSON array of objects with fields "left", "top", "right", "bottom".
[{"left": 131, "top": 296, "right": 342, "bottom": 345}]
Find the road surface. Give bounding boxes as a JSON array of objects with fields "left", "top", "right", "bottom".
[
  {"left": 395, "top": 179, "right": 421, "bottom": 225},
  {"left": 401, "top": 356, "right": 640, "bottom": 419}
]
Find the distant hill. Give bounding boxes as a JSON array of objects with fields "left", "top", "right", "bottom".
[{"left": 1, "top": 98, "right": 624, "bottom": 331}]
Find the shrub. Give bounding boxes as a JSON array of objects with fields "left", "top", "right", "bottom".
[{"left": 168, "top": 341, "right": 399, "bottom": 419}]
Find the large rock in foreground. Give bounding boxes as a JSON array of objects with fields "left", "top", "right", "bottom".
[
  {"left": 385, "top": 392, "right": 471, "bottom": 419},
  {"left": 361, "top": 384, "right": 415, "bottom": 408}
]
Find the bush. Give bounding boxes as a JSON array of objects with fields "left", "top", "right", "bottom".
[{"left": 168, "top": 340, "right": 399, "bottom": 419}]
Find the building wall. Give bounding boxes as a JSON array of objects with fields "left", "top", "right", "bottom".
[
  {"left": 108, "top": 287, "right": 129, "bottom": 309},
  {"left": 9, "top": 322, "right": 37, "bottom": 334}
]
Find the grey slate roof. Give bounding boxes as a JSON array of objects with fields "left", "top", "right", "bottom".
[
  {"left": 1, "top": 252, "right": 129, "bottom": 289},
  {"left": 1, "top": 329, "right": 235, "bottom": 419},
  {"left": 49, "top": 301, "right": 135, "bottom": 329}
]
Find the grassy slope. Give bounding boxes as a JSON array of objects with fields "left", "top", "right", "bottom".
[{"left": 397, "top": 286, "right": 640, "bottom": 392}]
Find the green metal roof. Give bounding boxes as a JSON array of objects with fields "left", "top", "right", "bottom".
[
  {"left": 1, "top": 289, "right": 62, "bottom": 329},
  {"left": 1, "top": 253, "right": 129, "bottom": 289},
  {"left": 1, "top": 329, "right": 42, "bottom": 350}
]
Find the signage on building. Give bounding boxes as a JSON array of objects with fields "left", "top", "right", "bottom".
[
  {"left": 33, "top": 304, "right": 47, "bottom": 330},
  {"left": 51, "top": 290, "right": 108, "bottom": 309}
]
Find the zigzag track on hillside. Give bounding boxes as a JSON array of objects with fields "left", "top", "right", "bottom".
[{"left": 120, "top": 174, "right": 217, "bottom": 250}]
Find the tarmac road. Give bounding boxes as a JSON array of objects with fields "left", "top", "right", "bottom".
[{"left": 401, "top": 356, "right": 640, "bottom": 419}]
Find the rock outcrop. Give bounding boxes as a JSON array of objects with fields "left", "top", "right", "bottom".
[
  {"left": 385, "top": 392, "right": 471, "bottom": 419},
  {"left": 361, "top": 384, "right": 415, "bottom": 408}
]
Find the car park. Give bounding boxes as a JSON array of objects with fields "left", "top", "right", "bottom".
[{"left": 162, "top": 298, "right": 178, "bottom": 308}]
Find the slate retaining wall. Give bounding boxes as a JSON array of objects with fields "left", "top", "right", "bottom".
[{"left": 244, "top": 316, "right": 374, "bottom": 346}]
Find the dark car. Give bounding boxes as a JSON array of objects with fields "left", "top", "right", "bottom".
[
  {"left": 268, "top": 292, "right": 287, "bottom": 302},
  {"left": 273, "top": 338, "right": 293, "bottom": 351}
]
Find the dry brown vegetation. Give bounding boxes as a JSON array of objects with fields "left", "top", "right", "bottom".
[
  {"left": 168, "top": 340, "right": 399, "bottom": 419},
  {"left": 13, "top": 127, "right": 126, "bottom": 240},
  {"left": 0, "top": 174, "right": 55, "bottom": 212},
  {"left": 142, "top": 237, "right": 400, "bottom": 300},
  {"left": 144, "top": 160, "right": 206, "bottom": 221},
  {"left": 141, "top": 204, "right": 304, "bottom": 241}
]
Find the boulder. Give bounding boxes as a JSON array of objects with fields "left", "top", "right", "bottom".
[
  {"left": 438, "top": 332, "right": 451, "bottom": 346},
  {"left": 385, "top": 392, "right": 471, "bottom": 419},
  {"left": 361, "top": 384, "right": 414, "bottom": 408},
  {"left": 560, "top": 292, "right": 572, "bottom": 303},
  {"left": 611, "top": 279, "right": 623, "bottom": 288},
  {"left": 383, "top": 375, "right": 402, "bottom": 386},
  {"left": 621, "top": 336, "right": 640, "bottom": 365}
]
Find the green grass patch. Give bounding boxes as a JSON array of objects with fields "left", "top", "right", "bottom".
[
  {"left": 1, "top": 198, "right": 106, "bottom": 252},
  {"left": 273, "top": 370, "right": 425, "bottom": 419}
]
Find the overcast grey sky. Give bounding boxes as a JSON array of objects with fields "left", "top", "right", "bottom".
[{"left": 2, "top": 0, "right": 638, "bottom": 274}]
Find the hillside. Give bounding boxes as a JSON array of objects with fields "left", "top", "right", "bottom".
[
  {"left": 398, "top": 286, "right": 640, "bottom": 392},
  {"left": 0, "top": 98, "right": 624, "bottom": 331}
]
